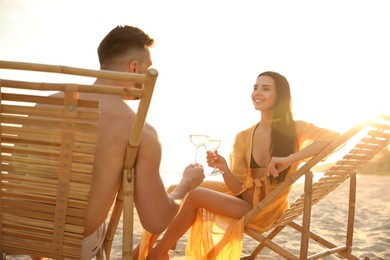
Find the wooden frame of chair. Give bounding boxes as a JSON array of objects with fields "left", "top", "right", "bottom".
[
  {"left": 100, "top": 65, "right": 158, "bottom": 259},
  {"left": 0, "top": 60, "right": 157, "bottom": 259},
  {"left": 242, "top": 114, "right": 389, "bottom": 260}
]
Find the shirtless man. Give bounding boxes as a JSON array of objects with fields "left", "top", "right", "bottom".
[{"left": 79, "top": 25, "right": 205, "bottom": 258}]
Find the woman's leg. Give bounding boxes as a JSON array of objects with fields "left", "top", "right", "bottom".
[{"left": 147, "top": 187, "right": 252, "bottom": 259}]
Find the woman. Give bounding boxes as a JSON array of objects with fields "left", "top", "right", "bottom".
[{"left": 142, "top": 71, "right": 340, "bottom": 259}]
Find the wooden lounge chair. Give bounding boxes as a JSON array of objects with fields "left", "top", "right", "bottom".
[
  {"left": 242, "top": 114, "right": 390, "bottom": 259},
  {"left": 0, "top": 60, "right": 157, "bottom": 259}
]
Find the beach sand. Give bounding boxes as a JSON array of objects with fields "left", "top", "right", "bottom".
[
  {"left": 5, "top": 175, "right": 390, "bottom": 259},
  {"left": 109, "top": 174, "right": 390, "bottom": 260}
]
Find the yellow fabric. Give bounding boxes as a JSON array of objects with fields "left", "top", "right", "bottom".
[
  {"left": 186, "top": 210, "right": 244, "bottom": 260},
  {"left": 138, "top": 120, "right": 340, "bottom": 259},
  {"left": 138, "top": 231, "right": 152, "bottom": 260}
]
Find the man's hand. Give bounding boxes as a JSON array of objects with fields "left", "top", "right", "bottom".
[
  {"left": 181, "top": 164, "right": 205, "bottom": 192},
  {"left": 167, "top": 164, "right": 205, "bottom": 204}
]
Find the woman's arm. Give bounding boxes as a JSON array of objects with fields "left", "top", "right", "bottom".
[
  {"left": 206, "top": 151, "right": 244, "bottom": 194},
  {"left": 268, "top": 140, "right": 331, "bottom": 177},
  {"left": 268, "top": 121, "right": 341, "bottom": 177}
]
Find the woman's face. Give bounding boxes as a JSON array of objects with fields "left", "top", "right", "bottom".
[{"left": 251, "top": 75, "right": 277, "bottom": 111}]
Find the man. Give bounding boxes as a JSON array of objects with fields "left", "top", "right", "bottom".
[{"left": 80, "top": 25, "right": 205, "bottom": 259}]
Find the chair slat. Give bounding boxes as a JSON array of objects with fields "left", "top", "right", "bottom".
[
  {"left": 1, "top": 114, "right": 98, "bottom": 132},
  {"left": 1, "top": 93, "right": 100, "bottom": 109},
  {"left": 1, "top": 104, "right": 100, "bottom": 121},
  {"left": 0, "top": 79, "right": 145, "bottom": 98}
]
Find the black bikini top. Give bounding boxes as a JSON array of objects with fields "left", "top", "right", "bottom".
[{"left": 250, "top": 153, "right": 267, "bottom": 169}]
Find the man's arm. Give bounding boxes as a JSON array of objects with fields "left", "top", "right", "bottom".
[
  {"left": 134, "top": 125, "right": 204, "bottom": 233},
  {"left": 166, "top": 164, "right": 204, "bottom": 203}
]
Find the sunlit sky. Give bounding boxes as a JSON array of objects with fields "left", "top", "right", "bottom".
[{"left": 1, "top": 0, "right": 389, "bottom": 175}]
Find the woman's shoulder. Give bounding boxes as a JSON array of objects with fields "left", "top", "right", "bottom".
[
  {"left": 294, "top": 120, "right": 310, "bottom": 129},
  {"left": 294, "top": 119, "right": 341, "bottom": 140},
  {"left": 294, "top": 120, "right": 326, "bottom": 130},
  {"left": 294, "top": 120, "right": 338, "bottom": 132},
  {"left": 294, "top": 119, "right": 309, "bottom": 126}
]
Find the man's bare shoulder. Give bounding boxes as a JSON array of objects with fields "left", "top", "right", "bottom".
[
  {"left": 139, "top": 122, "right": 161, "bottom": 152},
  {"left": 142, "top": 122, "right": 159, "bottom": 141},
  {"left": 135, "top": 122, "right": 162, "bottom": 170}
]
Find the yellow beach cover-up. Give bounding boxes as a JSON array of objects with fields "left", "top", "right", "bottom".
[{"left": 139, "top": 121, "right": 340, "bottom": 260}]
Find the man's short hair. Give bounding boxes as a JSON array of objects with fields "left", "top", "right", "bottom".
[{"left": 98, "top": 25, "right": 154, "bottom": 69}]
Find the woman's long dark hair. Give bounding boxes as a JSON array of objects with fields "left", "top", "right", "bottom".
[{"left": 258, "top": 71, "right": 297, "bottom": 183}]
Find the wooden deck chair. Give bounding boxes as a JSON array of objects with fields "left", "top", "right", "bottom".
[
  {"left": 0, "top": 60, "right": 157, "bottom": 259},
  {"left": 242, "top": 113, "right": 390, "bottom": 259}
]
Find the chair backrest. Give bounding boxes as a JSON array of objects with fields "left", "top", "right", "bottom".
[
  {"left": 273, "top": 114, "right": 390, "bottom": 228},
  {"left": 0, "top": 60, "right": 157, "bottom": 259},
  {"left": 244, "top": 114, "right": 390, "bottom": 226}
]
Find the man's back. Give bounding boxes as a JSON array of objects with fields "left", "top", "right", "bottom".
[{"left": 81, "top": 92, "right": 137, "bottom": 236}]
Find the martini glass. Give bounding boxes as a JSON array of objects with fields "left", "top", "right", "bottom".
[
  {"left": 204, "top": 138, "right": 223, "bottom": 176},
  {"left": 189, "top": 134, "right": 209, "bottom": 164}
]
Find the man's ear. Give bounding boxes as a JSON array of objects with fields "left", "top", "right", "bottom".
[{"left": 127, "top": 59, "right": 138, "bottom": 73}]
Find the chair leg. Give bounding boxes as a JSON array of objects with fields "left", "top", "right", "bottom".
[
  {"left": 346, "top": 172, "right": 357, "bottom": 252},
  {"left": 245, "top": 227, "right": 298, "bottom": 259},
  {"left": 0, "top": 253, "right": 5, "bottom": 260},
  {"left": 300, "top": 171, "right": 313, "bottom": 259},
  {"left": 248, "top": 225, "right": 286, "bottom": 259}
]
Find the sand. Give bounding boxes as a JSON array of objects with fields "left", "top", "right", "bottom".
[
  {"left": 5, "top": 175, "right": 390, "bottom": 259},
  {"left": 110, "top": 174, "right": 390, "bottom": 259}
]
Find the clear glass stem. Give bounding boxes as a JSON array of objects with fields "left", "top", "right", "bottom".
[
  {"left": 212, "top": 151, "right": 218, "bottom": 174},
  {"left": 194, "top": 146, "right": 199, "bottom": 164}
]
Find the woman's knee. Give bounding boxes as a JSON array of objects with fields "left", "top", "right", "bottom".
[{"left": 185, "top": 187, "right": 212, "bottom": 207}]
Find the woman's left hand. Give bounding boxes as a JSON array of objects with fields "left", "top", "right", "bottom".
[{"left": 268, "top": 156, "right": 292, "bottom": 177}]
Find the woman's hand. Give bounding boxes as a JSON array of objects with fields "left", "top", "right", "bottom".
[
  {"left": 268, "top": 156, "right": 293, "bottom": 177},
  {"left": 206, "top": 150, "right": 227, "bottom": 171}
]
